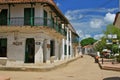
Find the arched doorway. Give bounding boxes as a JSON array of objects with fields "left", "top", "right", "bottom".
[{"left": 25, "top": 38, "right": 35, "bottom": 63}]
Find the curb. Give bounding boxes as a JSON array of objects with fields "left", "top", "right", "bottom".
[
  {"left": 0, "top": 56, "right": 81, "bottom": 72},
  {"left": 98, "top": 62, "right": 120, "bottom": 72}
]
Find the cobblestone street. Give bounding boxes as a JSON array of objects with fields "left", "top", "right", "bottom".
[{"left": 0, "top": 55, "right": 120, "bottom": 80}]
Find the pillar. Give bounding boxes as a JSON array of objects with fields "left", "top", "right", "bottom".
[
  {"left": 61, "top": 39, "right": 65, "bottom": 60},
  {"left": 35, "top": 40, "right": 43, "bottom": 64},
  {"left": 43, "top": 39, "right": 48, "bottom": 63},
  {"left": 66, "top": 28, "right": 69, "bottom": 59},
  {"left": 69, "top": 30, "right": 72, "bottom": 58}
]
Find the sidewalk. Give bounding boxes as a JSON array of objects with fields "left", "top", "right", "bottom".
[
  {"left": 98, "top": 58, "right": 120, "bottom": 71},
  {"left": 0, "top": 56, "right": 81, "bottom": 72}
]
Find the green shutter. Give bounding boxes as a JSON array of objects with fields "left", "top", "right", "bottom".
[
  {"left": 43, "top": 10, "right": 47, "bottom": 26},
  {"left": 0, "top": 9, "right": 8, "bottom": 25},
  {"left": 24, "top": 8, "right": 34, "bottom": 26},
  {"left": 64, "top": 45, "right": 67, "bottom": 55}
]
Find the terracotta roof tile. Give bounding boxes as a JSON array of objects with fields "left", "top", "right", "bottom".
[{"left": 0, "top": 0, "right": 55, "bottom": 5}]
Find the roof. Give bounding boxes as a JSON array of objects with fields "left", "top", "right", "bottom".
[
  {"left": 0, "top": 0, "right": 53, "bottom": 4},
  {"left": 113, "top": 12, "right": 120, "bottom": 25}
]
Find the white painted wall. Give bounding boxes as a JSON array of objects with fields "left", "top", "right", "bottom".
[
  {"left": 0, "top": 3, "right": 77, "bottom": 64},
  {"left": 0, "top": 31, "right": 62, "bottom": 64}
]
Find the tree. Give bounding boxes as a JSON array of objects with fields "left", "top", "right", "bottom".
[
  {"left": 94, "top": 37, "right": 106, "bottom": 53},
  {"left": 94, "top": 24, "right": 120, "bottom": 52},
  {"left": 80, "top": 37, "right": 97, "bottom": 47}
]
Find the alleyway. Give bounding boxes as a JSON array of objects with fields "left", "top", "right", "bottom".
[{"left": 0, "top": 55, "right": 120, "bottom": 80}]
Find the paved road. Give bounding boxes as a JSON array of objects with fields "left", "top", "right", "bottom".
[{"left": 0, "top": 55, "right": 120, "bottom": 80}]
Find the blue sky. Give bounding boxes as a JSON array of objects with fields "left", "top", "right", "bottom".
[{"left": 55, "top": 0, "right": 119, "bottom": 40}]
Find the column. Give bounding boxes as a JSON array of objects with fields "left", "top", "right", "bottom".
[
  {"left": 61, "top": 39, "right": 65, "bottom": 60},
  {"left": 35, "top": 40, "right": 43, "bottom": 64},
  {"left": 69, "top": 30, "right": 72, "bottom": 58},
  {"left": 66, "top": 28, "right": 69, "bottom": 59},
  {"left": 43, "top": 39, "right": 48, "bottom": 63}
]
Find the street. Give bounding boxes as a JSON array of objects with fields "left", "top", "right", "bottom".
[{"left": 0, "top": 55, "right": 120, "bottom": 80}]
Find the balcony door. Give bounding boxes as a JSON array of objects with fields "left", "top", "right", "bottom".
[
  {"left": 0, "top": 9, "right": 8, "bottom": 25},
  {"left": 24, "top": 8, "right": 34, "bottom": 26}
]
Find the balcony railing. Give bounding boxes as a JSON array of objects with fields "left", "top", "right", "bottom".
[{"left": 0, "top": 17, "right": 66, "bottom": 36}]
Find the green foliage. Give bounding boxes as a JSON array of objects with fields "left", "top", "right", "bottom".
[
  {"left": 116, "top": 54, "right": 120, "bottom": 63},
  {"left": 80, "top": 37, "right": 97, "bottom": 47},
  {"left": 94, "top": 24, "right": 120, "bottom": 62},
  {"left": 94, "top": 24, "right": 120, "bottom": 53},
  {"left": 94, "top": 37, "right": 106, "bottom": 53},
  {"left": 104, "top": 24, "right": 120, "bottom": 39},
  {"left": 112, "top": 44, "right": 119, "bottom": 53}
]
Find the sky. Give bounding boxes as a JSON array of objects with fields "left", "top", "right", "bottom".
[{"left": 54, "top": 0, "right": 119, "bottom": 40}]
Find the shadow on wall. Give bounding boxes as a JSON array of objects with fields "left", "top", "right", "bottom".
[{"left": 103, "top": 77, "right": 120, "bottom": 80}]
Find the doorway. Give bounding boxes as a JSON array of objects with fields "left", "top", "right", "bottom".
[
  {"left": 0, "top": 38, "right": 7, "bottom": 57},
  {"left": 50, "top": 40, "right": 55, "bottom": 57},
  {"left": 25, "top": 38, "right": 35, "bottom": 63}
]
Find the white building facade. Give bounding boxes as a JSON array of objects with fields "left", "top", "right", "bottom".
[{"left": 0, "top": 0, "right": 79, "bottom": 65}]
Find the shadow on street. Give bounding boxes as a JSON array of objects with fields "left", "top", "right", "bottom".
[{"left": 103, "top": 77, "right": 120, "bottom": 80}]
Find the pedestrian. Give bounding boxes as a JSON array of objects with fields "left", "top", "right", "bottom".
[{"left": 95, "top": 56, "right": 99, "bottom": 63}]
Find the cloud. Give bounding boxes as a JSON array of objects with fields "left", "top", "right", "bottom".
[
  {"left": 65, "top": 8, "right": 117, "bottom": 40},
  {"left": 65, "top": 10, "right": 83, "bottom": 21},
  {"left": 56, "top": 2, "right": 60, "bottom": 6},
  {"left": 104, "top": 12, "right": 115, "bottom": 23},
  {"left": 94, "top": 34, "right": 104, "bottom": 40},
  {"left": 84, "top": 34, "right": 91, "bottom": 39},
  {"left": 65, "top": 8, "right": 117, "bottom": 16},
  {"left": 77, "top": 29, "right": 92, "bottom": 40},
  {"left": 90, "top": 19, "right": 105, "bottom": 28}
]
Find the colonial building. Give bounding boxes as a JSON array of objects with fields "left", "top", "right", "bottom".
[{"left": 0, "top": 0, "right": 79, "bottom": 65}]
